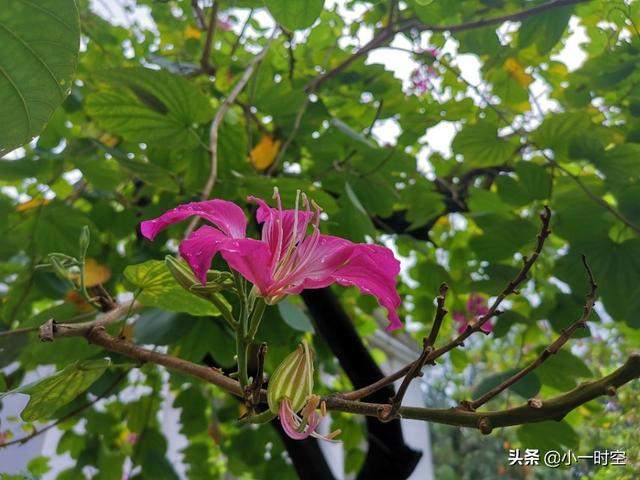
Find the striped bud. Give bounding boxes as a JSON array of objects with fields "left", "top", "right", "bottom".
[
  {"left": 165, "top": 255, "right": 234, "bottom": 298},
  {"left": 267, "top": 341, "right": 315, "bottom": 414}
]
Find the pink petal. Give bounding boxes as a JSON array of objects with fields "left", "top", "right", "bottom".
[
  {"left": 279, "top": 400, "right": 320, "bottom": 441},
  {"left": 218, "top": 238, "right": 274, "bottom": 295},
  {"left": 279, "top": 235, "right": 402, "bottom": 331},
  {"left": 140, "top": 199, "right": 247, "bottom": 240},
  {"left": 480, "top": 320, "right": 493, "bottom": 333},
  {"left": 179, "top": 226, "right": 230, "bottom": 284}
]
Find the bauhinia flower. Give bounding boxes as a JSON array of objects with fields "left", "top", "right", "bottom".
[
  {"left": 452, "top": 293, "right": 492, "bottom": 333},
  {"left": 140, "top": 188, "right": 402, "bottom": 330},
  {"left": 267, "top": 341, "right": 340, "bottom": 441}
]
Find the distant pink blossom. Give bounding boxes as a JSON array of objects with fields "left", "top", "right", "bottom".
[
  {"left": 217, "top": 17, "right": 233, "bottom": 31},
  {"left": 140, "top": 189, "right": 402, "bottom": 330},
  {"left": 410, "top": 64, "right": 437, "bottom": 95},
  {"left": 425, "top": 47, "right": 440, "bottom": 58},
  {"left": 452, "top": 293, "right": 492, "bottom": 333}
]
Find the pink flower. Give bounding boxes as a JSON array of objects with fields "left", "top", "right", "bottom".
[
  {"left": 217, "top": 17, "right": 233, "bottom": 31},
  {"left": 140, "top": 189, "right": 402, "bottom": 330},
  {"left": 425, "top": 47, "right": 440, "bottom": 58},
  {"left": 279, "top": 396, "right": 340, "bottom": 442},
  {"left": 410, "top": 64, "right": 437, "bottom": 95},
  {"left": 126, "top": 432, "right": 138, "bottom": 445},
  {"left": 452, "top": 293, "right": 492, "bottom": 334}
]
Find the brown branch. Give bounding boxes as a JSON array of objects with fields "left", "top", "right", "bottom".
[
  {"left": 38, "top": 301, "right": 142, "bottom": 341},
  {"left": 199, "top": 1, "right": 219, "bottom": 75},
  {"left": 343, "top": 206, "right": 552, "bottom": 401},
  {"left": 398, "top": 0, "right": 589, "bottom": 34},
  {"left": 325, "top": 353, "right": 640, "bottom": 431},
  {"left": 0, "top": 370, "right": 127, "bottom": 449},
  {"left": 191, "top": 0, "right": 207, "bottom": 30},
  {"left": 381, "top": 283, "right": 448, "bottom": 421},
  {"left": 311, "top": 0, "right": 590, "bottom": 90},
  {"left": 0, "top": 326, "right": 38, "bottom": 338},
  {"left": 33, "top": 301, "right": 640, "bottom": 433},
  {"left": 463, "top": 255, "right": 597, "bottom": 411}
]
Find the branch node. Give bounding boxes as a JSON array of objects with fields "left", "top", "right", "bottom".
[
  {"left": 527, "top": 398, "right": 543, "bottom": 409},
  {"left": 606, "top": 386, "right": 617, "bottom": 397},
  {"left": 38, "top": 319, "right": 56, "bottom": 342},
  {"left": 477, "top": 417, "right": 492, "bottom": 435}
]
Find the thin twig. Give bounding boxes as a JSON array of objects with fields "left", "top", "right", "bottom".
[
  {"left": 0, "top": 370, "right": 128, "bottom": 449},
  {"left": 0, "top": 326, "right": 38, "bottom": 338},
  {"left": 191, "top": 0, "right": 207, "bottom": 30},
  {"left": 230, "top": 9, "right": 254, "bottom": 58},
  {"left": 199, "top": 1, "right": 219, "bottom": 75},
  {"left": 462, "top": 255, "right": 597, "bottom": 410},
  {"left": 265, "top": 95, "right": 310, "bottom": 175},
  {"left": 325, "top": 353, "right": 640, "bottom": 430},
  {"left": 342, "top": 206, "right": 552, "bottom": 401},
  {"left": 540, "top": 150, "right": 640, "bottom": 235},
  {"left": 186, "top": 31, "right": 276, "bottom": 237},
  {"left": 365, "top": 99, "right": 384, "bottom": 138},
  {"left": 381, "top": 283, "right": 448, "bottom": 420}
]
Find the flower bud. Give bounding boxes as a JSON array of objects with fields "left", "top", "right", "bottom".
[
  {"left": 79, "top": 226, "right": 90, "bottom": 259},
  {"left": 165, "top": 255, "right": 234, "bottom": 298},
  {"left": 267, "top": 341, "right": 314, "bottom": 414}
]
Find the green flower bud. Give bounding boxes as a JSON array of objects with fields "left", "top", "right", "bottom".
[
  {"left": 165, "top": 255, "right": 235, "bottom": 298},
  {"left": 79, "top": 226, "right": 90, "bottom": 259},
  {"left": 267, "top": 340, "right": 314, "bottom": 414}
]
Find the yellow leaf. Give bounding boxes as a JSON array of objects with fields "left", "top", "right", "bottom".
[
  {"left": 65, "top": 290, "right": 93, "bottom": 312},
  {"left": 82, "top": 259, "right": 112, "bottom": 287},
  {"left": 16, "top": 198, "right": 51, "bottom": 212},
  {"left": 504, "top": 58, "right": 533, "bottom": 88},
  {"left": 250, "top": 135, "right": 281, "bottom": 171},
  {"left": 99, "top": 132, "right": 120, "bottom": 148},
  {"left": 185, "top": 25, "right": 202, "bottom": 40},
  {"left": 121, "top": 324, "right": 135, "bottom": 342}
]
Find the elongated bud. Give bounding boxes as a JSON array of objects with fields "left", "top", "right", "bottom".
[
  {"left": 79, "top": 226, "right": 90, "bottom": 259},
  {"left": 165, "top": 255, "right": 198, "bottom": 291},
  {"left": 267, "top": 341, "right": 314, "bottom": 414},
  {"left": 165, "top": 256, "right": 234, "bottom": 298}
]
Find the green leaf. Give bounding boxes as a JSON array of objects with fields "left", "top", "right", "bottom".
[
  {"left": 535, "top": 349, "right": 591, "bottom": 390},
  {"left": 277, "top": 300, "right": 315, "bottom": 332},
  {"left": 124, "top": 260, "right": 223, "bottom": 317},
  {"left": 470, "top": 215, "right": 538, "bottom": 262},
  {"left": 402, "top": 182, "right": 445, "bottom": 229},
  {"left": 515, "top": 162, "right": 551, "bottom": 201},
  {"left": 473, "top": 369, "right": 541, "bottom": 400},
  {"left": 0, "top": 0, "right": 80, "bottom": 155},
  {"left": 2, "top": 358, "right": 110, "bottom": 421},
  {"left": 518, "top": 6, "right": 572, "bottom": 55},
  {"left": 452, "top": 121, "right": 517, "bottom": 167},
  {"left": 517, "top": 421, "right": 579, "bottom": 452},
  {"left": 22, "top": 201, "right": 97, "bottom": 257},
  {"left": 592, "top": 144, "right": 640, "bottom": 188},
  {"left": 116, "top": 157, "right": 179, "bottom": 192},
  {"left": 177, "top": 317, "right": 236, "bottom": 367},
  {"left": 265, "top": 0, "right": 325, "bottom": 31},
  {"left": 532, "top": 112, "right": 590, "bottom": 157},
  {"left": 86, "top": 68, "right": 213, "bottom": 148}
]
